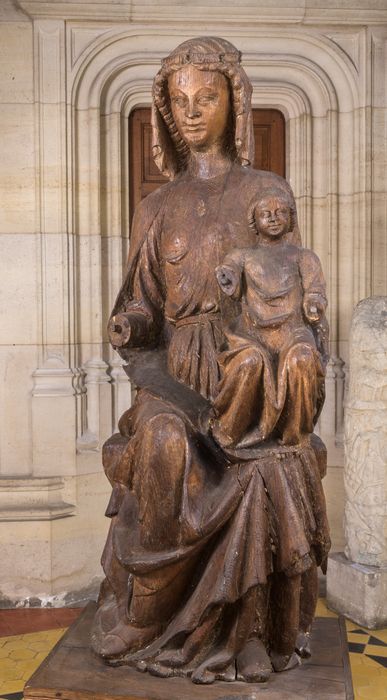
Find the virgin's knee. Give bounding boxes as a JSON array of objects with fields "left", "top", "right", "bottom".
[{"left": 144, "top": 412, "right": 186, "bottom": 444}]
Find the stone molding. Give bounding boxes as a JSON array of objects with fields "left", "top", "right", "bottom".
[
  {"left": 32, "top": 364, "right": 76, "bottom": 397},
  {"left": 77, "top": 358, "right": 112, "bottom": 451},
  {"left": 110, "top": 356, "right": 131, "bottom": 433},
  {"left": 16, "top": 0, "right": 387, "bottom": 25},
  {"left": 0, "top": 476, "right": 75, "bottom": 521}
]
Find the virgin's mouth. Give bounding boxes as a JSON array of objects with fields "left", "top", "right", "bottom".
[{"left": 183, "top": 124, "right": 205, "bottom": 131}]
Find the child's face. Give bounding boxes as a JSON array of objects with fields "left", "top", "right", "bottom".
[{"left": 254, "top": 197, "right": 290, "bottom": 240}]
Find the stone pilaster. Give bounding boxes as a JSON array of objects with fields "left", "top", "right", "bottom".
[{"left": 327, "top": 297, "right": 387, "bottom": 628}]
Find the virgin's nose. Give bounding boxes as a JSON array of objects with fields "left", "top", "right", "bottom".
[{"left": 186, "top": 100, "right": 201, "bottom": 119}]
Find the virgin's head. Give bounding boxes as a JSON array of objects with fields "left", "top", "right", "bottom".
[{"left": 152, "top": 37, "right": 254, "bottom": 179}]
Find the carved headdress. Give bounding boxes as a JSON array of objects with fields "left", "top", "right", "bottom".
[{"left": 152, "top": 37, "right": 254, "bottom": 179}]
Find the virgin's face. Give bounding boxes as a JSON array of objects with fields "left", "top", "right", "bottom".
[{"left": 168, "top": 65, "right": 230, "bottom": 151}]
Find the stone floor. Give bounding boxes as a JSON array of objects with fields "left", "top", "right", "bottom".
[{"left": 0, "top": 600, "right": 386, "bottom": 699}]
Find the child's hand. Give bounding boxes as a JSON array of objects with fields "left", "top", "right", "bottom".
[{"left": 303, "top": 298, "right": 325, "bottom": 323}]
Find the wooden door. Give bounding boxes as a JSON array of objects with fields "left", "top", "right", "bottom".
[{"left": 129, "top": 107, "right": 285, "bottom": 220}]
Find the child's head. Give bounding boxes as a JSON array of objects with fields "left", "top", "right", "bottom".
[{"left": 248, "top": 189, "right": 294, "bottom": 241}]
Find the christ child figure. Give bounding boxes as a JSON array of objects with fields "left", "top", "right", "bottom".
[{"left": 212, "top": 190, "right": 329, "bottom": 450}]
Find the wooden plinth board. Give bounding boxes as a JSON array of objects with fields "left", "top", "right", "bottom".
[{"left": 23, "top": 602, "right": 354, "bottom": 700}]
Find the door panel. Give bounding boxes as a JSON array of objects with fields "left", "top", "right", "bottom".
[
  {"left": 129, "top": 107, "right": 285, "bottom": 219},
  {"left": 252, "top": 109, "right": 285, "bottom": 177}
]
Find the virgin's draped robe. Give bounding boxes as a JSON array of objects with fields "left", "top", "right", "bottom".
[{"left": 92, "top": 163, "right": 330, "bottom": 679}]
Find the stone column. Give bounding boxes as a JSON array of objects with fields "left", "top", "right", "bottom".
[{"left": 327, "top": 297, "right": 387, "bottom": 628}]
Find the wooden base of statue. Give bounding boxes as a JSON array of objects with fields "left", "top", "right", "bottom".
[{"left": 23, "top": 602, "right": 354, "bottom": 700}]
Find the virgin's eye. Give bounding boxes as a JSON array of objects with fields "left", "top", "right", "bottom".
[
  {"left": 276, "top": 209, "right": 288, "bottom": 216},
  {"left": 172, "top": 97, "right": 186, "bottom": 108},
  {"left": 197, "top": 94, "right": 216, "bottom": 105},
  {"left": 259, "top": 211, "right": 271, "bottom": 218}
]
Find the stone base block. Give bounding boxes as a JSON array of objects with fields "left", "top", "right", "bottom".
[{"left": 327, "top": 552, "right": 387, "bottom": 629}]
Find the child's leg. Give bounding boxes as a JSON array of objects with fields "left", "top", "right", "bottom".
[
  {"left": 279, "top": 342, "right": 322, "bottom": 445},
  {"left": 212, "top": 344, "right": 277, "bottom": 447}
]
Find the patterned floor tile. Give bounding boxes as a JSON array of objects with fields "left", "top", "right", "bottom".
[
  {"left": 0, "top": 687, "right": 24, "bottom": 698},
  {"left": 365, "top": 654, "right": 387, "bottom": 669},
  {"left": 0, "top": 628, "right": 67, "bottom": 696},
  {"left": 368, "top": 636, "right": 387, "bottom": 647},
  {"left": 349, "top": 642, "right": 367, "bottom": 653}
]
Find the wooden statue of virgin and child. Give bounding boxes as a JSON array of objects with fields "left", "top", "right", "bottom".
[{"left": 91, "top": 36, "right": 331, "bottom": 686}]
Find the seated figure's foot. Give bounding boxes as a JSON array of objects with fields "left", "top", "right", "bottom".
[
  {"left": 271, "top": 650, "right": 301, "bottom": 672},
  {"left": 237, "top": 638, "right": 272, "bottom": 683},
  {"left": 97, "top": 619, "right": 162, "bottom": 660},
  {"left": 296, "top": 631, "right": 312, "bottom": 658}
]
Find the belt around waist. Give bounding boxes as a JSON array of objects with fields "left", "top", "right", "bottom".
[{"left": 171, "top": 312, "right": 220, "bottom": 329}]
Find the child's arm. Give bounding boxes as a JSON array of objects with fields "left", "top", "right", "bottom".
[
  {"left": 299, "top": 248, "right": 329, "bottom": 363},
  {"left": 299, "top": 248, "right": 327, "bottom": 324},
  {"left": 215, "top": 249, "right": 245, "bottom": 301}
]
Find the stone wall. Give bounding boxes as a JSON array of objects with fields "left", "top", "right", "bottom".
[
  {"left": 0, "top": 0, "right": 112, "bottom": 605},
  {"left": 0, "top": 0, "right": 386, "bottom": 604}
]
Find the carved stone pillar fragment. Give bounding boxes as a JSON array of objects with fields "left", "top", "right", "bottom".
[
  {"left": 327, "top": 297, "right": 387, "bottom": 628},
  {"left": 344, "top": 297, "right": 387, "bottom": 567}
]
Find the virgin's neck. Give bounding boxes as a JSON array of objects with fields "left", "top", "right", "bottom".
[{"left": 186, "top": 149, "right": 232, "bottom": 180}]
